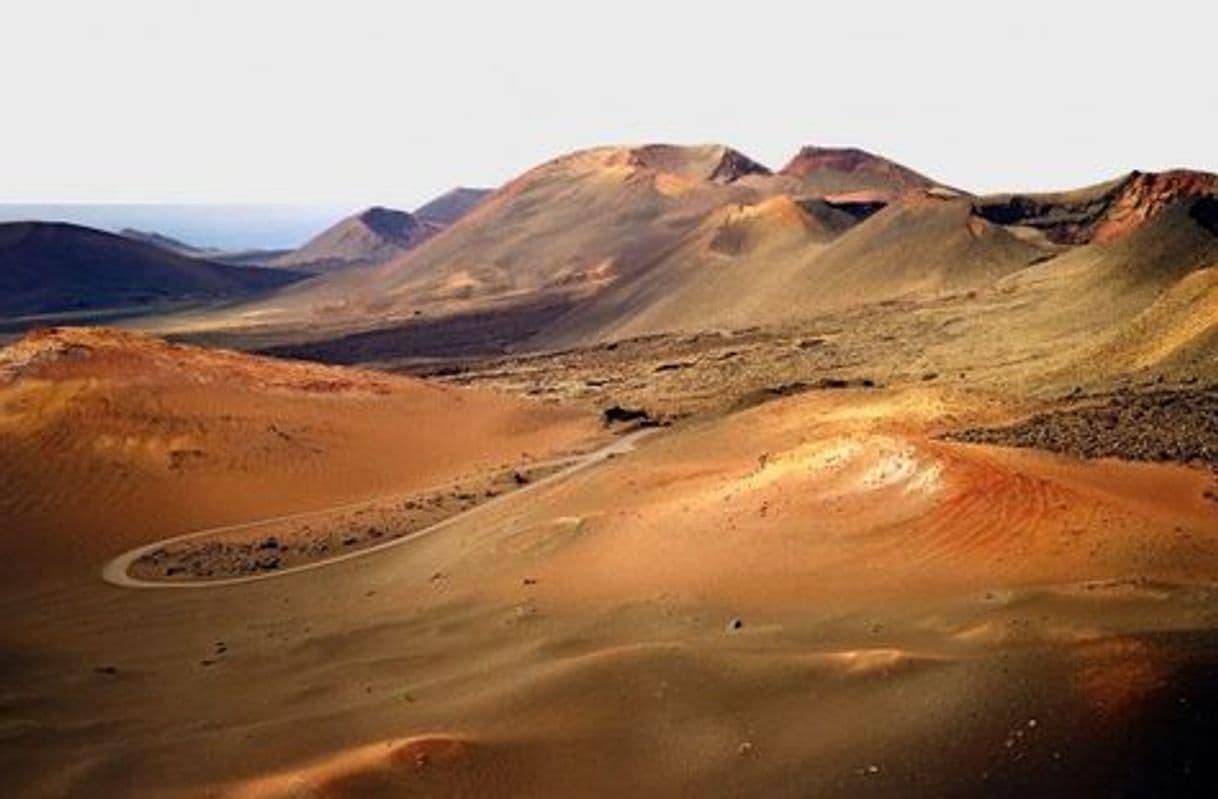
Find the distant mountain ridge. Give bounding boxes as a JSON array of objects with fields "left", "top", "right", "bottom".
[
  {"left": 119, "top": 228, "right": 215, "bottom": 257},
  {"left": 198, "top": 142, "right": 1218, "bottom": 374},
  {"left": 0, "top": 221, "right": 306, "bottom": 317},
  {"left": 0, "top": 204, "right": 348, "bottom": 251},
  {"left": 270, "top": 206, "right": 431, "bottom": 273},
  {"left": 9, "top": 143, "right": 1218, "bottom": 381},
  {"left": 269, "top": 188, "right": 492, "bottom": 273}
]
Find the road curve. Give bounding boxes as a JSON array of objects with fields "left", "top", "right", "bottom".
[{"left": 102, "top": 428, "right": 657, "bottom": 590}]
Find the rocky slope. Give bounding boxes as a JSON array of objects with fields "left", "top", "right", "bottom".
[{"left": 974, "top": 170, "right": 1218, "bottom": 245}]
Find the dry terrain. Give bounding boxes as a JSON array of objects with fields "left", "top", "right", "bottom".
[
  {"left": 4, "top": 370, "right": 1218, "bottom": 797},
  {"left": 4, "top": 143, "right": 1218, "bottom": 797},
  {"left": 0, "top": 327, "right": 600, "bottom": 587}
]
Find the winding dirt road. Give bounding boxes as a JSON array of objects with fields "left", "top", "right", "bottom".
[{"left": 102, "top": 428, "right": 657, "bottom": 589}]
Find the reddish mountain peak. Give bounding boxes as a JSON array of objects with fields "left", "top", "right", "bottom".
[
  {"left": 1091, "top": 169, "right": 1218, "bottom": 244},
  {"left": 779, "top": 145, "right": 937, "bottom": 191},
  {"left": 972, "top": 169, "right": 1218, "bottom": 246}
]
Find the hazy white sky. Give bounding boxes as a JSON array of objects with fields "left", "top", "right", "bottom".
[{"left": 2, "top": 0, "right": 1213, "bottom": 207}]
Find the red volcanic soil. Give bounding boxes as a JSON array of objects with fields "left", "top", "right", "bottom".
[
  {"left": 974, "top": 169, "right": 1218, "bottom": 246},
  {"left": 779, "top": 146, "right": 940, "bottom": 193},
  {"left": 1091, "top": 170, "right": 1218, "bottom": 243}
]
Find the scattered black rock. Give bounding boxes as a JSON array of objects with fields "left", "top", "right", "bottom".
[
  {"left": 812, "top": 377, "right": 878, "bottom": 390},
  {"left": 602, "top": 405, "right": 655, "bottom": 426},
  {"left": 945, "top": 388, "right": 1218, "bottom": 469},
  {"left": 734, "top": 376, "right": 881, "bottom": 411},
  {"left": 93, "top": 665, "right": 118, "bottom": 675}
]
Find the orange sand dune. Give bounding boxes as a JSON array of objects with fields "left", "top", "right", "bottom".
[
  {"left": 0, "top": 327, "right": 600, "bottom": 585},
  {"left": 4, "top": 382, "right": 1218, "bottom": 797},
  {"left": 499, "top": 389, "right": 1218, "bottom": 608},
  {"left": 224, "top": 735, "right": 503, "bottom": 799}
]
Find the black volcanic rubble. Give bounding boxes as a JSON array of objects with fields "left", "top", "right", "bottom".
[{"left": 946, "top": 388, "right": 1218, "bottom": 469}]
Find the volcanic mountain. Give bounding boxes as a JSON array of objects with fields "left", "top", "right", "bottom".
[
  {"left": 212, "top": 144, "right": 789, "bottom": 326},
  {"left": 0, "top": 221, "right": 305, "bottom": 318},
  {"left": 270, "top": 206, "right": 434, "bottom": 273},
  {"left": 272, "top": 190, "right": 494, "bottom": 274},
  {"left": 775, "top": 145, "right": 948, "bottom": 199},
  {"left": 539, "top": 191, "right": 1047, "bottom": 345},
  {"left": 158, "top": 144, "right": 1218, "bottom": 371}
]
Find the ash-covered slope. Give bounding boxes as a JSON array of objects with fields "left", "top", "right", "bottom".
[
  {"left": 538, "top": 190, "right": 1049, "bottom": 345},
  {"left": 253, "top": 144, "right": 778, "bottom": 320}
]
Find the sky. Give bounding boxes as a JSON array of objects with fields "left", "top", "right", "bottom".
[{"left": 1, "top": 0, "right": 1213, "bottom": 214}]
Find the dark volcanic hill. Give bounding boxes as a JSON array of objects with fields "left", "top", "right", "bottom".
[{"left": 0, "top": 221, "right": 305, "bottom": 317}]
